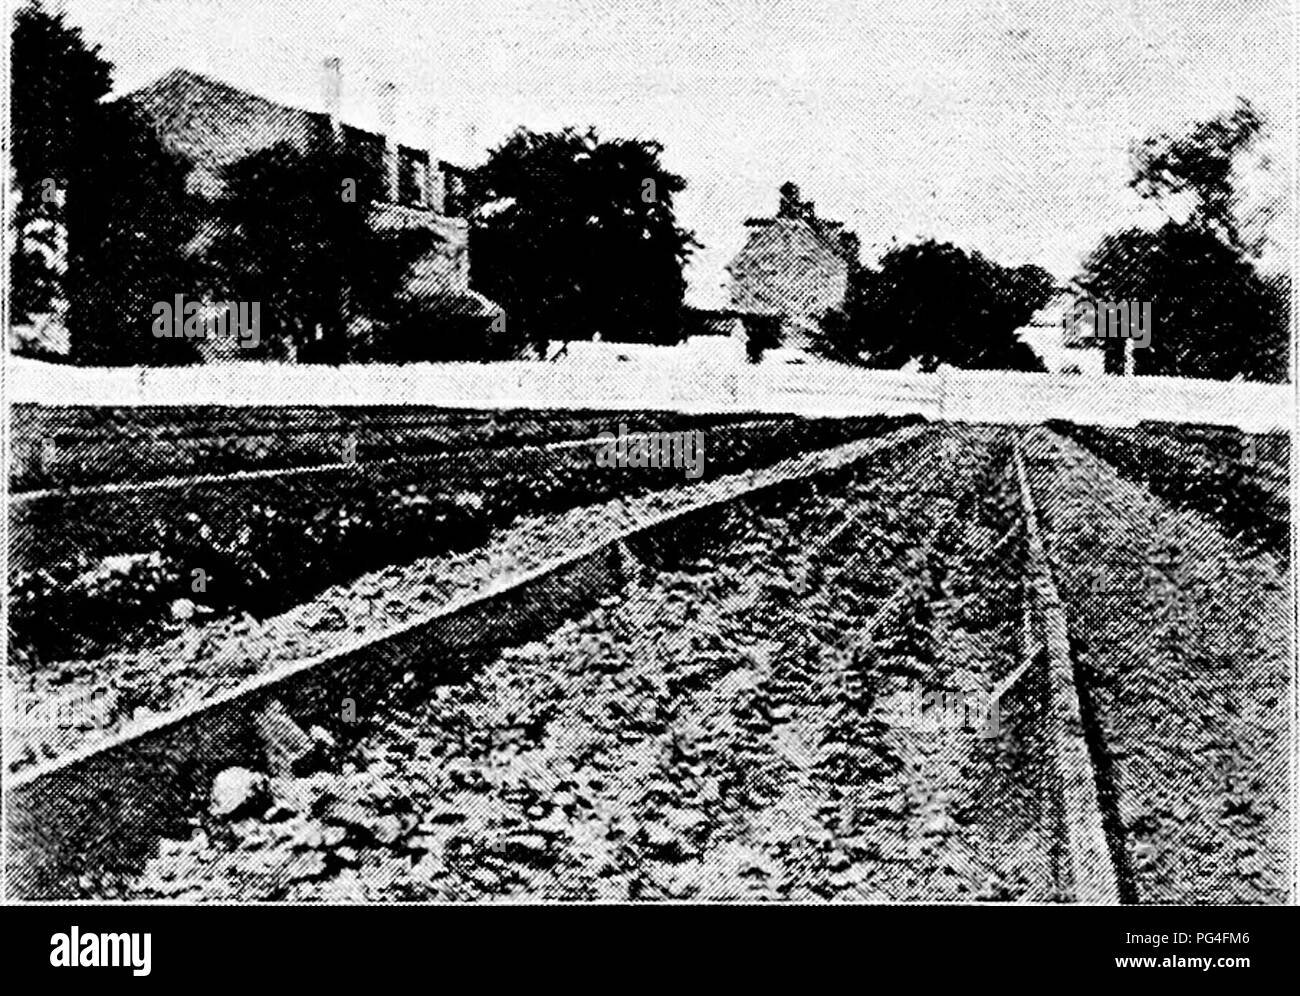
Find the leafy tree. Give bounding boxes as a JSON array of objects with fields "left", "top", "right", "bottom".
[
  {"left": 815, "top": 240, "right": 1050, "bottom": 372},
  {"left": 65, "top": 101, "right": 199, "bottom": 365},
  {"left": 209, "top": 137, "right": 382, "bottom": 362},
  {"left": 9, "top": 0, "right": 113, "bottom": 323},
  {"left": 743, "top": 314, "right": 784, "bottom": 363},
  {"left": 467, "top": 127, "right": 698, "bottom": 355},
  {"left": 10, "top": 1, "right": 112, "bottom": 187},
  {"left": 1080, "top": 99, "right": 1288, "bottom": 382},
  {"left": 10, "top": 239, "right": 61, "bottom": 322},
  {"left": 1079, "top": 222, "right": 1287, "bottom": 381},
  {"left": 1257, "top": 272, "right": 1292, "bottom": 382},
  {"left": 11, "top": 1, "right": 200, "bottom": 364},
  {"left": 1129, "top": 97, "right": 1263, "bottom": 252}
]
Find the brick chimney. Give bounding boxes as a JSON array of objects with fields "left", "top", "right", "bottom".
[
  {"left": 380, "top": 81, "right": 400, "bottom": 203},
  {"left": 778, "top": 181, "right": 801, "bottom": 218},
  {"left": 320, "top": 57, "right": 342, "bottom": 137}
]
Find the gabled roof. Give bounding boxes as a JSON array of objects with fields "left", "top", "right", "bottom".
[
  {"left": 117, "top": 68, "right": 458, "bottom": 179},
  {"left": 736, "top": 214, "right": 857, "bottom": 265},
  {"left": 118, "top": 68, "right": 332, "bottom": 170},
  {"left": 727, "top": 217, "right": 850, "bottom": 274}
]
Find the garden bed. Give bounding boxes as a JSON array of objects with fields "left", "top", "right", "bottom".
[{"left": 1022, "top": 427, "right": 1289, "bottom": 904}]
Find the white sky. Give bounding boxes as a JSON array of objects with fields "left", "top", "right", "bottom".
[{"left": 49, "top": 0, "right": 1298, "bottom": 306}]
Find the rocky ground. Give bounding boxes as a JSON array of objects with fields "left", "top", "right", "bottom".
[
  {"left": 7, "top": 424, "right": 924, "bottom": 773},
  {"left": 125, "top": 425, "right": 1059, "bottom": 902}
]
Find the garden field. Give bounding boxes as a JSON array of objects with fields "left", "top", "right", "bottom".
[{"left": 4, "top": 412, "right": 1291, "bottom": 903}]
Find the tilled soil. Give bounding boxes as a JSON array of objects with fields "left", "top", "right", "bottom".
[
  {"left": 1022, "top": 426, "right": 1290, "bottom": 904},
  {"left": 127, "top": 425, "right": 1057, "bottom": 902},
  {"left": 8, "top": 425, "right": 927, "bottom": 772}
]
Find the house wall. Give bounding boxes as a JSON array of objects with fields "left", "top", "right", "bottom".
[
  {"left": 368, "top": 205, "right": 471, "bottom": 295},
  {"left": 728, "top": 221, "right": 849, "bottom": 332},
  {"left": 1017, "top": 288, "right": 1108, "bottom": 376},
  {"left": 121, "top": 69, "right": 475, "bottom": 318}
]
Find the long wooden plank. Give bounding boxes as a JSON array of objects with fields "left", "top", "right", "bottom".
[{"left": 1011, "top": 437, "right": 1123, "bottom": 905}]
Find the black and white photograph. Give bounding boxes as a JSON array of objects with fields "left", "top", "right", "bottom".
[{"left": 1, "top": 0, "right": 1294, "bottom": 936}]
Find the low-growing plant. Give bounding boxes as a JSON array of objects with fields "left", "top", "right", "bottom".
[{"left": 11, "top": 416, "right": 914, "bottom": 665}]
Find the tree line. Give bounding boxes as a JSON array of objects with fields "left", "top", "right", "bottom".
[{"left": 814, "top": 97, "right": 1288, "bottom": 381}]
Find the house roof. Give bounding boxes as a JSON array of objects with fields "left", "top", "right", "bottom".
[
  {"left": 117, "top": 68, "right": 461, "bottom": 177},
  {"left": 737, "top": 215, "right": 857, "bottom": 265},
  {"left": 117, "top": 68, "right": 332, "bottom": 170},
  {"left": 727, "top": 218, "right": 852, "bottom": 277},
  {"left": 1018, "top": 285, "right": 1106, "bottom": 356}
]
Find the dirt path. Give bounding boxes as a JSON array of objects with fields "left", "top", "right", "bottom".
[{"left": 1021, "top": 426, "right": 1290, "bottom": 904}]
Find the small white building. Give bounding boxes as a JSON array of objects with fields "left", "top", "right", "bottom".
[{"left": 1017, "top": 286, "right": 1106, "bottom": 376}]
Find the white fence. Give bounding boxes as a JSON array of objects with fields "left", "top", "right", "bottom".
[{"left": 4, "top": 356, "right": 1292, "bottom": 432}]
